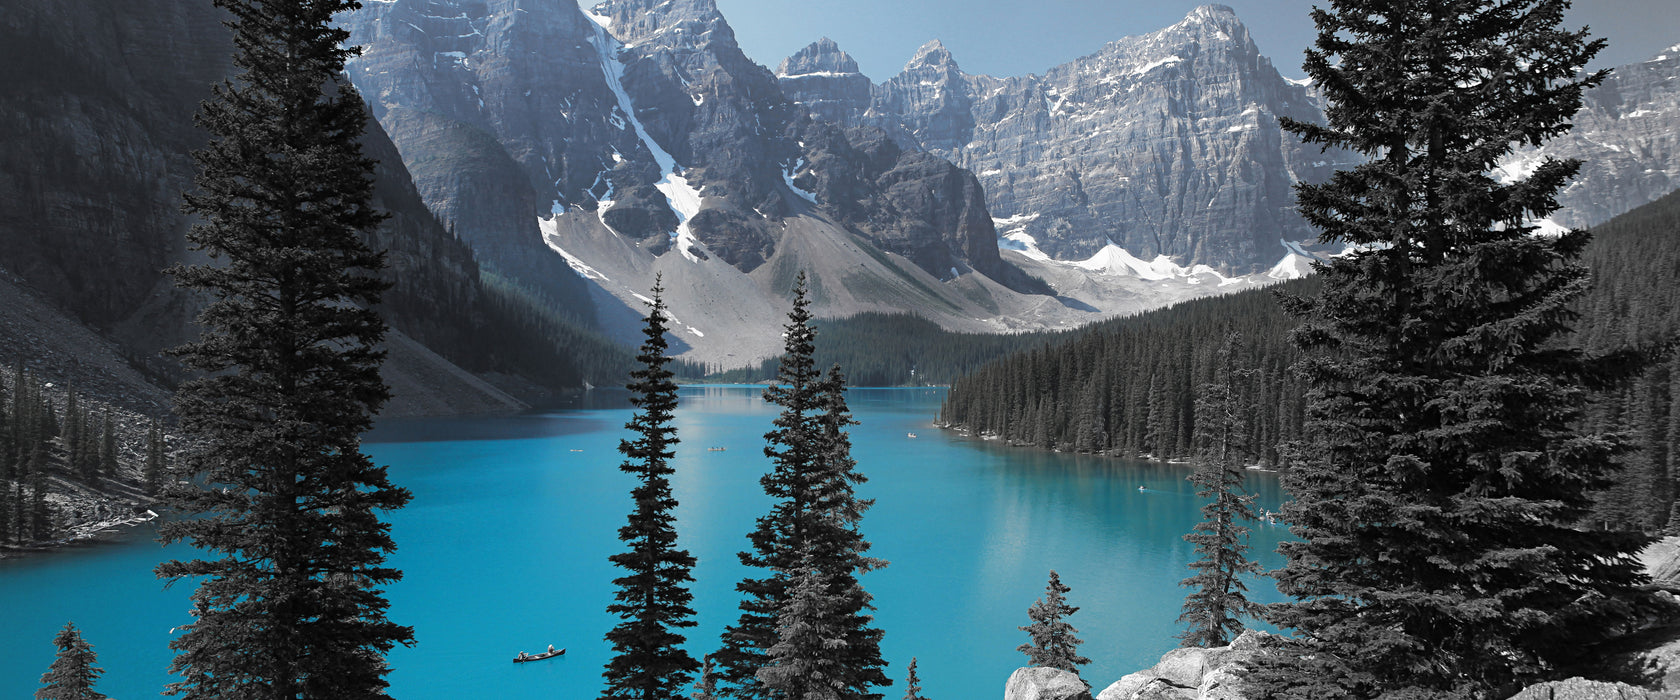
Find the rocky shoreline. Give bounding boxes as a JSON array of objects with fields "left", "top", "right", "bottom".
[{"left": 1003, "top": 539, "right": 1680, "bottom": 700}]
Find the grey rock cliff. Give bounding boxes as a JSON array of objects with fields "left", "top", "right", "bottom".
[
  {"left": 776, "top": 38, "right": 872, "bottom": 125},
  {"left": 0, "top": 0, "right": 563, "bottom": 413},
  {"left": 338, "top": 0, "right": 600, "bottom": 312},
  {"left": 1506, "top": 45, "right": 1680, "bottom": 232},
  {"left": 781, "top": 5, "right": 1352, "bottom": 272},
  {"left": 343, "top": 0, "right": 1026, "bottom": 287}
]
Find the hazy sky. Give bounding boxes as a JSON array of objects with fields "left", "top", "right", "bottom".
[{"left": 709, "top": 0, "right": 1680, "bottom": 81}]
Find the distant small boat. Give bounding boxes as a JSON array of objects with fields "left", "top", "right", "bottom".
[
  {"left": 708, "top": 447, "right": 727, "bottom": 452},
  {"left": 514, "top": 647, "right": 565, "bottom": 663},
  {"left": 907, "top": 433, "right": 917, "bottom": 439},
  {"left": 1138, "top": 485, "right": 1146, "bottom": 492}
]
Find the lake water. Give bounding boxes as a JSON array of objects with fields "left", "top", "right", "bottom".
[{"left": 0, "top": 386, "right": 1289, "bottom": 698}]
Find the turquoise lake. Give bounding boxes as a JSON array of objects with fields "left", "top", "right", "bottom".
[{"left": 0, "top": 385, "right": 1289, "bottom": 698}]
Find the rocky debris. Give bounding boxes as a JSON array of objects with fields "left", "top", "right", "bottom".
[
  {"left": 1006, "top": 667, "right": 1095, "bottom": 700},
  {"left": 1507, "top": 678, "right": 1663, "bottom": 700},
  {"left": 781, "top": 5, "right": 1353, "bottom": 272}
]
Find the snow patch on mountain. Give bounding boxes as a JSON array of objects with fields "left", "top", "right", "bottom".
[
  {"left": 538, "top": 216, "right": 611, "bottom": 281},
  {"left": 585, "top": 7, "right": 704, "bottom": 262},
  {"left": 998, "top": 231, "right": 1052, "bottom": 261}
]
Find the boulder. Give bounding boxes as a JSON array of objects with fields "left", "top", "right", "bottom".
[
  {"left": 1098, "top": 672, "right": 1158, "bottom": 700},
  {"left": 1506, "top": 678, "right": 1658, "bottom": 700},
  {"left": 1005, "top": 667, "right": 1095, "bottom": 700},
  {"left": 1092, "top": 631, "right": 1273, "bottom": 700}
]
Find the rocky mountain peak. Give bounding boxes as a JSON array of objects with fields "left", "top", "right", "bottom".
[
  {"left": 778, "top": 37, "right": 872, "bottom": 123},
  {"left": 907, "top": 39, "right": 958, "bottom": 70},
  {"left": 776, "top": 37, "right": 860, "bottom": 76}
]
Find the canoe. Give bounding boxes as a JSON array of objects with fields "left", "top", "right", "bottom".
[{"left": 513, "top": 648, "right": 565, "bottom": 663}]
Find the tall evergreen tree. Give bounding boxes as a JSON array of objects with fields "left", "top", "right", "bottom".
[
  {"left": 28, "top": 446, "right": 54, "bottom": 542},
  {"left": 144, "top": 421, "right": 166, "bottom": 495},
  {"left": 757, "top": 557, "right": 849, "bottom": 700},
  {"left": 902, "top": 658, "right": 926, "bottom": 700},
  {"left": 97, "top": 413, "right": 117, "bottom": 479},
  {"left": 691, "top": 655, "right": 719, "bottom": 700},
  {"left": 64, "top": 390, "right": 85, "bottom": 480},
  {"left": 1260, "top": 0, "right": 1652, "bottom": 695},
  {"left": 1177, "top": 335, "right": 1264, "bottom": 648},
  {"left": 36, "top": 622, "right": 106, "bottom": 700},
  {"left": 809, "top": 365, "right": 890, "bottom": 697},
  {"left": 602, "top": 280, "right": 701, "bottom": 700},
  {"left": 1016, "top": 570, "right": 1089, "bottom": 674},
  {"left": 716, "top": 272, "right": 826, "bottom": 699},
  {"left": 154, "top": 0, "right": 413, "bottom": 697},
  {"left": 717, "top": 274, "right": 889, "bottom": 699}
]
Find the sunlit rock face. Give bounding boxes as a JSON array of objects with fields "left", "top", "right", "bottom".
[
  {"left": 1503, "top": 45, "right": 1680, "bottom": 232},
  {"left": 342, "top": 0, "right": 1017, "bottom": 284},
  {"left": 781, "top": 5, "right": 1355, "bottom": 273}
]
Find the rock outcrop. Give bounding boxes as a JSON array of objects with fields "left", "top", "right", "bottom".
[
  {"left": 1507, "top": 678, "right": 1660, "bottom": 700},
  {"left": 1006, "top": 667, "right": 1096, "bottom": 700},
  {"left": 1096, "top": 631, "right": 1271, "bottom": 700}
]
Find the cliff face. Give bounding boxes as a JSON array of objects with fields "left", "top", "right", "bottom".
[
  {"left": 337, "top": 0, "right": 601, "bottom": 313},
  {"left": 0, "top": 0, "right": 564, "bottom": 412},
  {"left": 1507, "top": 45, "right": 1680, "bottom": 231},
  {"left": 341, "top": 0, "right": 1020, "bottom": 287},
  {"left": 0, "top": 0, "right": 226, "bottom": 331},
  {"left": 780, "top": 5, "right": 1354, "bottom": 272}
]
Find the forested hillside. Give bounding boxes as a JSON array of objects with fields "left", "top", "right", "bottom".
[
  {"left": 941, "top": 190, "right": 1680, "bottom": 528},
  {"left": 939, "top": 280, "right": 1314, "bottom": 466}
]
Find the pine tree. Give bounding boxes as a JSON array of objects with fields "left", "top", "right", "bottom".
[
  {"left": 1177, "top": 335, "right": 1264, "bottom": 648},
  {"left": 717, "top": 273, "right": 890, "bottom": 699},
  {"left": 28, "top": 446, "right": 54, "bottom": 543},
  {"left": 98, "top": 413, "right": 116, "bottom": 479},
  {"left": 809, "top": 365, "right": 889, "bottom": 697},
  {"left": 757, "top": 557, "right": 849, "bottom": 700},
  {"left": 902, "top": 658, "right": 927, "bottom": 700},
  {"left": 144, "top": 422, "right": 165, "bottom": 495},
  {"left": 716, "top": 272, "right": 827, "bottom": 700},
  {"left": 36, "top": 622, "right": 106, "bottom": 700},
  {"left": 154, "top": 0, "right": 413, "bottom": 697},
  {"left": 602, "top": 279, "right": 701, "bottom": 700},
  {"left": 1016, "top": 570, "right": 1089, "bottom": 674},
  {"left": 64, "top": 390, "right": 85, "bottom": 480},
  {"left": 1261, "top": 0, "right": 1652, "bottom": 695},
  {"left": 690, "top": 654, "right": 719, "bottom": 700}
]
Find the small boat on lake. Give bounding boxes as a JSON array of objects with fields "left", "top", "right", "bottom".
[
  {"left": 514, "top": 647, "right": 565, "bottom": 663},
  {"left": 708, "top": 447, "right": 727, "bottom": 451},
  {"left": 907, "top": 432, "right": 917, "bottom": 439}
]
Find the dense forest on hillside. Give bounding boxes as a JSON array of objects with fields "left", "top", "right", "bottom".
[
  {"left": 0, "top": 363, "right": 164, "bottom": 549},
  {"left": 940, "top": 280, "right": 1315, "bottom": 466},
  {"left": 941, "top": 190, "right": 1680, "bottom": 528},
  {"left": 707, "top": 313, "right": 1071, "bottom": 386}
]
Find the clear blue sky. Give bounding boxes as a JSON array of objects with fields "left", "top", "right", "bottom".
[{"left": 709, "top": 0, "right": 1680, "bottom": 81}]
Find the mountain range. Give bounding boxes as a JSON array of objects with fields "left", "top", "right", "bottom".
[{"left": 0, "top": 0, "right": 1675, "bottom": 403}]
